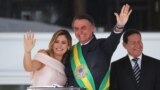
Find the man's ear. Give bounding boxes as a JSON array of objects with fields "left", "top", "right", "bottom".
[
  {"left": 123, "top": 42, "right": 127, "bottom": 49},
  {"left": 93, "top": 25, "right": 96, "bottom": 32}
]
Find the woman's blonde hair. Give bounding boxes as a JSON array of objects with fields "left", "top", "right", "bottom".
[{"left": 47, "top": 29, "right": 72, "bottom": 64}]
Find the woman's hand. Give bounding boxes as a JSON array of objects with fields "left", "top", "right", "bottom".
[{"left": 24, "top": 31, "right": 36, "bottom": 53}]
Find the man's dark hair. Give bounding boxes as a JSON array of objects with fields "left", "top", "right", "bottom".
[
  {"left": 123, "top": 29, "right": 141, "bottom": 43},
  {"left": 72, "top": 14, "right": 95, "bottom": 25}
]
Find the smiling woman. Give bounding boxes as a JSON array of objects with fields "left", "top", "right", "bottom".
[
  {"left": 23, "top": 29, "right": 72, "bottom": 87},
  {"left": 52, "top": 35, "right": 69, "bottom": 60}
]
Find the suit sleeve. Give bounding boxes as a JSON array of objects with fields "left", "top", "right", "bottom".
[
  {"left": 102, "top": 30, "right": 123, "bottom": 56},
  {"left": 110, "top": 62, "right": 119, "bottom": 90},
  {"left": 155, "top": 60, "right": 160, "bottom": 90}
]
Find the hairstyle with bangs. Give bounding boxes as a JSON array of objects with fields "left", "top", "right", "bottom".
[{"left": 48, "top": 29, "right": 72, "bottom": 64}]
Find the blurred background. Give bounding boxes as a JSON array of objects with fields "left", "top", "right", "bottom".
[
  {"left": 0, "top": 0, "right": 160, "bottom": 32},
  {"left": 0, "top": 0, "right": 160, "bottom": 90}
]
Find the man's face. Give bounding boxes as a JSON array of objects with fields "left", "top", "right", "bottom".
[
  {"left": 123, "top": 34, "right": 143, "bottom": 58},
  {"left": 72, "top": 19, "right": 95, "bottom": 44}
]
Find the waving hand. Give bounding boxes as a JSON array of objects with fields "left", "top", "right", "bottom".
[{"left": 114, "top": 4, "right": 132, "bottom": 26}]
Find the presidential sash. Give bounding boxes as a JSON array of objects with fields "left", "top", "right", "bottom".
[{"left": 70, "top": 43, "right": 110, "bottom": 90}]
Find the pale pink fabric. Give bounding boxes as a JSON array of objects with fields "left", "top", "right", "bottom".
[{"left": 31, "top": 53, "right": 67, "bottom": 87}]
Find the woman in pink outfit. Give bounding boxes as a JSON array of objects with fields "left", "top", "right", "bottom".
[{"left": 23, "top": 29, "right": 72, "bottom": 87}]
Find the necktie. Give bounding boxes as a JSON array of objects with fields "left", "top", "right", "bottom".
[{"left": 132, "top": 58, "right": 141, "bottom": 86}]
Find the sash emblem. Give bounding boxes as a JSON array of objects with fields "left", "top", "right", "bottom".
[{"left": 75, "top": 65, "right": 86, "bottom": 79}]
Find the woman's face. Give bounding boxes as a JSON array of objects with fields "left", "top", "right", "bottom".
[{"left": 52, "top": 35, "right": 69, "bottom": 57}]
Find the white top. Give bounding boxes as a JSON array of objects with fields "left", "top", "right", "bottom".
[
  {"left": 31, "top": 53, "right": 67, "bottom": 87},
  {"left": 128, "top": 54, "right": 142, "bottom": 69}
]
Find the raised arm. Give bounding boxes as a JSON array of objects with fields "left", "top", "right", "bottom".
[
  {"left": 114, "top": 4, "right": 132, "bottom": 32},
  {"left": 23, "top": 31, "right": 42, "bottom": 72}
]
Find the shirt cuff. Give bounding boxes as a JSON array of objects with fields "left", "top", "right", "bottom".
[{"left": 113, "top": 24, "right": 124, "bottom": 33}]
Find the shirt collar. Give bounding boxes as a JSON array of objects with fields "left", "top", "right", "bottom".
[
  {"left": 80, "top": 36, "right": 94, "bottom": 46},
  {"left": 128, "top": 54, "right": 142, "bottom": 61},
  {"left": 128, "top": 54, "right": 142, "bottom": 68}
]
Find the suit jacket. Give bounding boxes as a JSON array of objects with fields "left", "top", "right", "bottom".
[
  {"left": 65, "top": 31, "right": 123, "bottom": 89},
  {"left": 110, "top": 54, "right": 160, "bottom": 90}
]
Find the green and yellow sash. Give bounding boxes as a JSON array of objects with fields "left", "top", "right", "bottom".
[{"left": 70, "top": 43, "right": 110, "bottom": 90}]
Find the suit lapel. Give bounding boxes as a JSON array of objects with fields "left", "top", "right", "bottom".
[
  {"left": 138, "top": 55, "right": 148, "bottom": 87},
  {"left": 123, "top": 56, "right": 138, "bottom": 88}
]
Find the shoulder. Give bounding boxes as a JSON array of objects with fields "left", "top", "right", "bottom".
[
  {"left": 143, "top": 54, "right": 160, "bottom": 62},
  {"left": 142, "top": 54, "right": 160, "bottom": 66},
  {"left": 38, "top": 49, "right": 49, "bottom": 55},
  {"left": 112, "top": 56, "right": 127, "bottom": 64},
  {"left": 111, "top": 56, "right": 127, "bottom": 67}
]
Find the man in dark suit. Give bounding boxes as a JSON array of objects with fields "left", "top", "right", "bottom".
[
  {"left": 65, "top": 4, "right": 132, "bottom": 90},
  {"left": 110, "top": 30, "right": 160, "bottom": 90}
]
